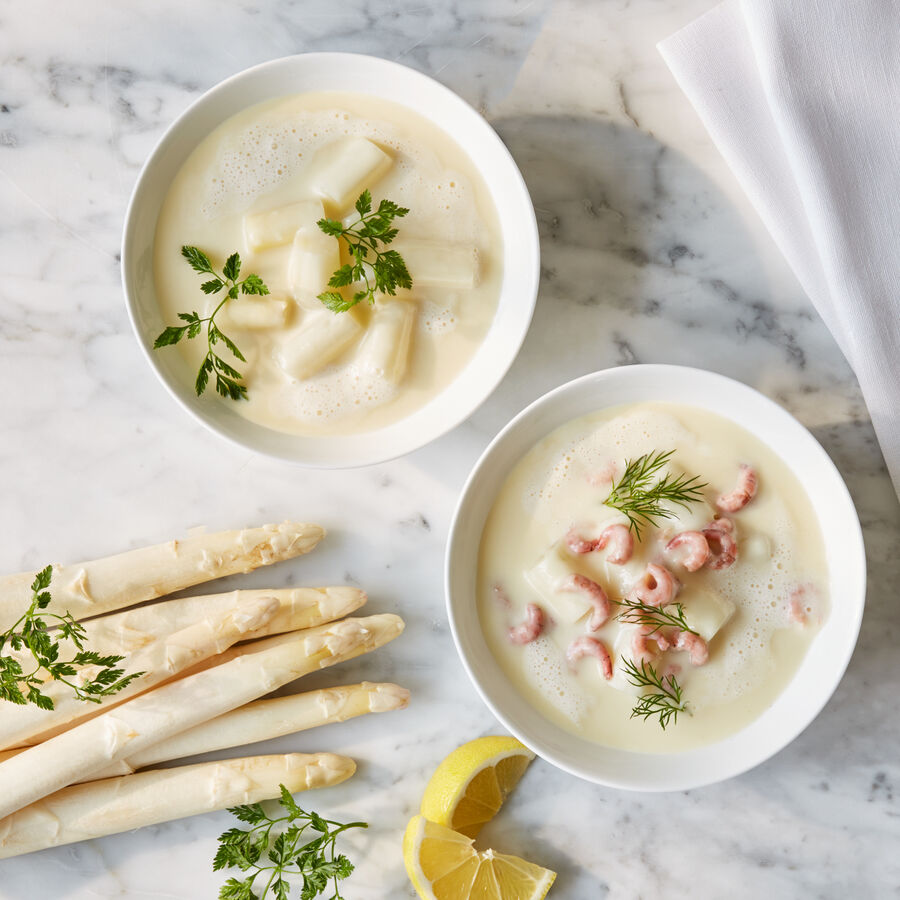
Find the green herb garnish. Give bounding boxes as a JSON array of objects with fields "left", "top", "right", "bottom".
[
  {"left": 622, "top": 657, "right": 687, "bottom": 730},
  {"left": 0, "top": 566, "right": 142, "bottom": 710},
  {"left": 604, "top": 450, "right": 707, "bottom": 539},
  {"left": 317, "top": 190, "right": 412, "bottom": 313},
  {"left": 214, "top": 785, "right": 366, "bottom": 900},
  {"left": 616, "top": 598, "right": 699, "bottom": 637},
  {"left": 154, "top": 247, "right": 270, "bottom": 400}
]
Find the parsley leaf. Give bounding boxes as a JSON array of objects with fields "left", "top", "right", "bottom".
[
  {"left": 154, "top": 247, "right": 270, "bottom": 401},
  {"left": 0, "top": 565, "right": 144, "bottom": 710},
  {"left": 317, "top": 192, "right": 412, "bottom": 313},
  {"left": 215, "top": 787, "right": 366, "bottom": 900}
]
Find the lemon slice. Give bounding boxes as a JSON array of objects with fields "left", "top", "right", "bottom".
[
  {"left": 420, "top": 736, "right": 535, "bottom": 839},
  {"left": 403, "top": 815, "right": 556, "bottom": 900}
]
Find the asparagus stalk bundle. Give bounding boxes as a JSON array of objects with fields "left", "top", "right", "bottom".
[
  {"left": 0, "top": 614, "right": 404, "bottom": 819},
  {"left": 0, "top": 752, "right": 355, "bottom": 859},
  {"left": 0, "top": 587, "right": 368, "bottom": 752},
  {"left": 0, "top": 522, "right": 324, "bottom": 630}
]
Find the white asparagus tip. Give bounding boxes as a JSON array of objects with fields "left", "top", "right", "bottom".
[
  {"left": 362, "top": 681, "right": 410, "bottom": 713},
  {"left": 298, "top": 751, "right": 357, "bottom": 790},
  {"left": 258, "top": 521, "right": 326, "bottom": 558},
  {"left": 305, "top": 613, "right": 405, "bottom": 662}
]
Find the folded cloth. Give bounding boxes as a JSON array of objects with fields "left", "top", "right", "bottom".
[{"left": 659, "top": 0, "right": 900, "bottom": 499}]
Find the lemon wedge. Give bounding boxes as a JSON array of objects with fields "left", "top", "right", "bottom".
[
  {"left": 403, "top": 815, "right": 556, "bottom": 900},
  {"left": 420, "top": 736, "right": 535, "bottom": 839}
]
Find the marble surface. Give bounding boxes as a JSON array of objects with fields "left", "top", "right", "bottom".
[{"left": 1, "top": 0, "right": 898, "bottom": 897}]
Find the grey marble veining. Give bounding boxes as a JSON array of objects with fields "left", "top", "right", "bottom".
[{"left": 0, "top": 0, "right": 897, "bottom": 897}]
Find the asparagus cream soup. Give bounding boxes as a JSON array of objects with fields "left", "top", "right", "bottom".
[
  {"left": 154, "top": 92, "right": 503, "bottom": 436},
  {"left": 477, "top": 403, "right": 829, "bottom": 753}
]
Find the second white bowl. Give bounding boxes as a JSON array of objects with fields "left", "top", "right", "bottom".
[{"left": 446, "top": 365, "right": 865, "bottom": 791}]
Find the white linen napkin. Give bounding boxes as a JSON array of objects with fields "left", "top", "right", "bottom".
[{"left": 659, "top": 0, "right": 900, "bottom": 499}]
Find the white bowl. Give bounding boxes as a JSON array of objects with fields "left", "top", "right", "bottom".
[
  {"left": 445, "top": 365, "right": 866, "bottom": 791},
  {"left": 122, "top": 54, "right": 539, "bottom": 467}
]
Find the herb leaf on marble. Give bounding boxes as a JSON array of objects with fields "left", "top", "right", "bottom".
[
  {"left": 154, "top": 247, "right": 270, "bottom": 400},
  {"left": 0, "top": 565, "right": 143, "bottom": 709},
  {"left": 317, "top": 190, "right": 412, "bottom": 313},
  {"left": 214, "top": 786, "right": 366, "bottom": 900}
]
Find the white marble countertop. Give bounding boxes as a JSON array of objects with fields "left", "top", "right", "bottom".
[{"left": 1, "top": 0, "right": 898, "bottom": 897}]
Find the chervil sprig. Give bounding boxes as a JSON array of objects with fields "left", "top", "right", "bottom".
[
  {"left": 615, "top": 598, "right": 699, "bottom": 637},
  {"left": 317, "top": 190, "right": 412, "bottom": 313},
  {"left": 622, "top": 657, "right": 688, "bottom": 730},
  {"left": 0, "top": 566, "right": 142, "bottom": 710},
  {"left": 214, "top": 785, "right": 366, "bottom": 900},
  {"left": 604, "top": 450, "right": 707, "bottom": 540},
  {"left": 154, "top": 247, "right": 269, "bottom": 400}
]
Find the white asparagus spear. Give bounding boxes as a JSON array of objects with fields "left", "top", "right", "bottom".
[
  {"left": 278, "top": 309, "right": 363, "bottom": 379},
  {"left": 217, "top": 294, "right": 291, "bottom": 330},
  {"left": 84, "top": 682, "right": 409, "bottom": 780},
  {"left": 309, "top": 137, "right": 392, "bottom": 210},
  {"left": 243, "top": 199, "right": 326, "bottom": 252},
  {"left": 288, "top": 223, "right": 341, "bottom": 300},
  {"left": 0, "top": 614, "right": 403, "bottom": 819},
  {"left": 391, "top": 239, "right": 479, "bottom": 288},
  {"left": 0, "top": 679, "right": 405, "bottom": 771},
  {"left": 0, "top": 752, "right": 355, "bottom": 859},
  {"left": 355, "top": 299, "right": 416, "bottom": 384},
  {"left": 0, "top": 522, "right": 324, "bottom": 630},
  {"left": 45, "top": 586, "right": 368, "bottom": 659},
  {"left": 0, "top": 587, "right": 367, "bottom": 752}
]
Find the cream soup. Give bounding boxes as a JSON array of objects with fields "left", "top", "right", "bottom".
[
  {"left": 477, "top": 403, "right": 829, "bottom": 753},
  {"left": 154, "top": 92, "right": 503, "bottom": 436}
]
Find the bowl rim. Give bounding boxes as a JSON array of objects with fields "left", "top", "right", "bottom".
[
  {"left": 445, "top": 364, "right": 866, "bottom": 791},
  {"left": 121, "top": 52, "right": 540, "bottom": 467}
]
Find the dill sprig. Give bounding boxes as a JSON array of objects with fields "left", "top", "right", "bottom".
[
  {"left": 154, "top": 247, "right": 270, "bottom": 401},
  {"left": 317, "top": 190, "right": 412, "bottom": 313},
  {"left": 616, "top": 598, "right": 699, "bottom": 637},
  {"left": 604, "top": 450, "right": 707, "bottom": 539},
  {"left": 622, "top": 657, "right": 688, "bottom": 730},
  {"left": 0, "top": 566, "right": 143, "bottom": 710},
  {"left": 214, "top": 785, "right": 366, "bottom": 900}
]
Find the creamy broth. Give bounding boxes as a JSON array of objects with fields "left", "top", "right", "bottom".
[
  {"left": 477, "top": 403, "right": 829, "bottom": 753},
  {"left": 154, "top": 92, "right": 503, "bottom": 436}
]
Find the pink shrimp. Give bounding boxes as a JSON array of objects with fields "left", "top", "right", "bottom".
[
  {"left": 560, "top": 574, "right": 612, "bottom": 630},
  {"left": 508, "top": 603, "right": 544, "bottom": 645},
  {"left": 492, "top": 584, "right": 511, "bottom": 609},
  {"left": 631, "top": 631, "right": 658, "bottom": 665},
  {"left": 660, "top": 661, "right": 682, "bottom": 680},
  {"left": 717, "top": 464, "right": 758, "bottom": 513},
  {"left": 628, "top": 563, "right": 678, "bottom": 607},
  {"left": 566, "top": 636, "right": 613, "bottom": 679},
  {"left": 631, "top": 625, "right": 669, "bottom": 664},
  {"left": 595, "top": 524, "right": 634, "bottom": 565},
  {"left": 674, "top": 630, "right": 709, "bottom": 666},
  {"left": 788, "top": 585, "right": 818, "bottom": 625},
  {"left": 565, "top": 524, "right": 634, "bottom": 565},
  {"left": 702, "top": 521, "right": 738, "bottom": 570},
  {"left": 565, "top": 528, "right": 599, "bottom": 555},
  {"left": 648, "top": 625, "right": 672, "bottom": 652},
  {"left": 707, "top": 516, "right": 734, "bottom": 534},
  {"left": 586, "top": 460, "right": 620, "bottom": 487},
  {"left": 665, "top": 531, "right": 710, "bottom": 572}
]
